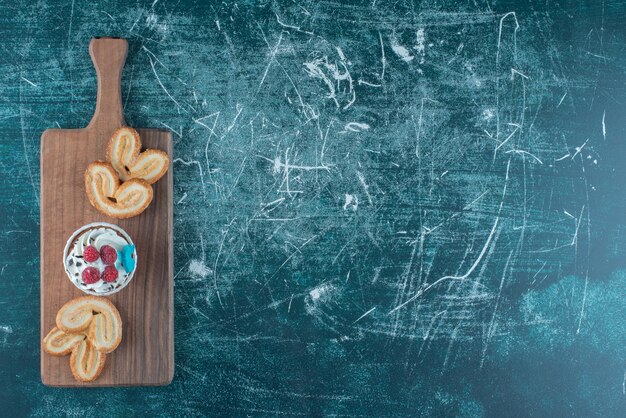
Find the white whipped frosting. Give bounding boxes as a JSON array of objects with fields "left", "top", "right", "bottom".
[{"left": 64, "top": 226, "right": 136, "bottom": 295}]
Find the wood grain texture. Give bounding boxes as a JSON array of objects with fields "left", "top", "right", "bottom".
[{"left": 40, "top": 38, "right": 173, "bottom": 387}]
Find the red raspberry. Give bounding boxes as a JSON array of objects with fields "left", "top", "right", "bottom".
[
  {"left": 100, "top": 245, "right": 117, "bottom": 265},
  {"left": 82, "top": 267, "right": 100, "bottom": 284},
  {"left": 83, "top": 245, "right": 100, "bottom": 263},
  {"left": 101, "top": 265, "right": 119, "bottom": 282}
]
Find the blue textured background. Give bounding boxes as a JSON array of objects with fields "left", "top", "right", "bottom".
[{"left": 1, "top": 0, "right": 625, "bottom": 416}]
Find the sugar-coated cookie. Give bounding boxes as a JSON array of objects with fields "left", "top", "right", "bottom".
[
  {"left": 85, "top": 126, "right": 168, "bottom": 219},
  {"left": 43, "top": 296, "right": 123, "bottom": 383},
  {"left": 85, "top": 161, "right": 153, "bottom": 219}
]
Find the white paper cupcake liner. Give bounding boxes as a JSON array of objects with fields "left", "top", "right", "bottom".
[{"left": 63, "top": 222, "right": 137, "bottom": 296}]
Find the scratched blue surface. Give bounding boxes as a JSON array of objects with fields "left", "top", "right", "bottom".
[{"left": 1, "top": 0, "right": 625, "bottom": 416}]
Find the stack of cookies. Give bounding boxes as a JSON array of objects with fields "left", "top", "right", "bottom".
[{"left": 43, "top": 297, "right": 122, "bottom": 382}]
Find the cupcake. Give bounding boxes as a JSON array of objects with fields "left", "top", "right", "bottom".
[{"left": 63, "top": 222, "right": 137, "bottom": 295}]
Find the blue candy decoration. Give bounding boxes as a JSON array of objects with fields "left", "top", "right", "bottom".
[{"left": 121, "top": 245, "right": 136, "bottom": 273}]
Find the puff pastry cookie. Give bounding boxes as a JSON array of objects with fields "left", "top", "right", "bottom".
[
  {"left": 85, "top": 126, "right": 169, "bottom": 219},
  {"left": 107, "top": 127, "right": 169, "bottom": 184},
  {"left": 70, "top": 340, "right": 106, "bottom": 382},
  {"left": 85, "top": 162, "right": 153, "bottom": 219},
  {"left": 42, "top": 327, "right": 85, "bottom": 356},
  {"left": 42, "top": 296, "right": 122, "bottom": 382}
]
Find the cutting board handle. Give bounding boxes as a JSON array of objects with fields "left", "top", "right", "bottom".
[{"left": 87, "top": 37, "right": 128, "bottom": 129}]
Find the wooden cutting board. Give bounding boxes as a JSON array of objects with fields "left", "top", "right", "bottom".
[{"left": 40, "top": 37, "right": 173, "bottom": 387}]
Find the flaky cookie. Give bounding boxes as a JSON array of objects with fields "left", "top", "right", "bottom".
[
  {"left": 87, "top": 312, "right": 122, "bottom": 353},
  {"left": 85, "top": 161, "right": 153, "bottom": 219},
  {"left": 70, "top": 340, "right": 106, "bottom": 382},
  {"left": 85, "top": 126, "right": 168, "bottom": 219},
  {"left": 106, "top": 127, "right": 141, "bottom": 181},
  {"left": 42, "top": 327, "right": 86, "bottom": 356},
  {"left": 56, "top": 296, "right": 122, "bottom": 352},
  {"left": 43, "top": 296, "right": 123, "bottom": 383},
  {"left": 106, "top": 127, "right": 169, "bottom": 184}
]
